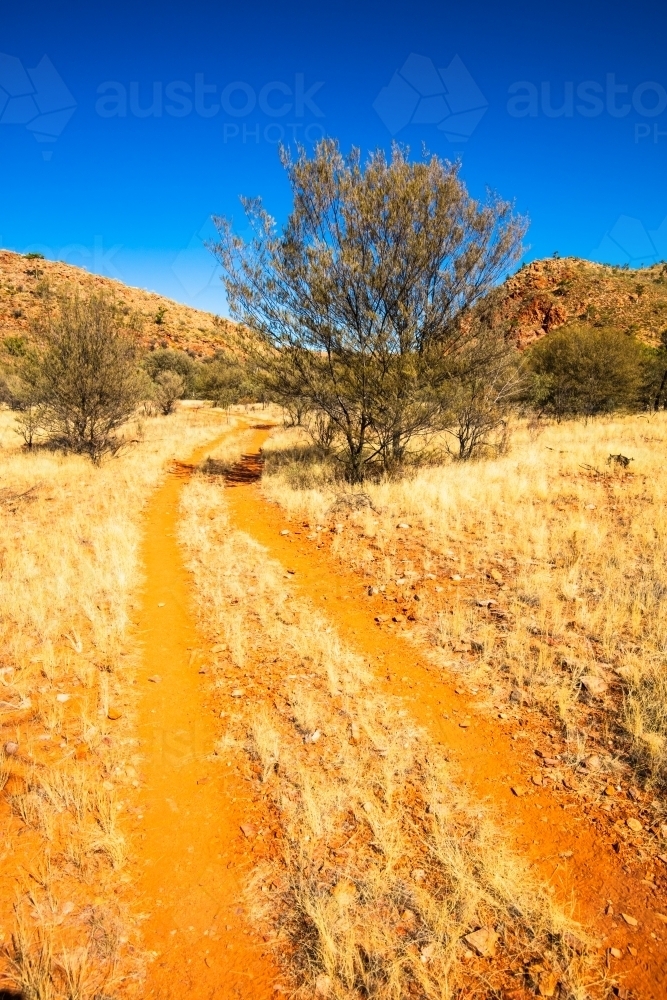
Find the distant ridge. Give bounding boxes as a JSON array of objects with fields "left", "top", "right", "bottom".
[
  {"left": 0, "top": 249, "right": 236, "bottom": 356},
  {"left": 496, "top": 256, "right": 667, "bottom": 349}
]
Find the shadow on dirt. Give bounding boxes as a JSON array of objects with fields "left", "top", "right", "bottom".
[{"left": 225, "top": 453, "right": 264, "bottom": 486}]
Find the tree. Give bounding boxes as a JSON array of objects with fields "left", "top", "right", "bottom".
[
  {"left": 195, "top": 351, "right": 248, "bottom": 408},
  {"left": 143, "top": 347, "right": 197, "bottom": 395},
  {"left": 526, "top": 324, "right": 644, "bottom": 419},
  {"left": 153, "top": 370, "right": 185, "bottom": 414},
  {"left": 212, "top": 140, "right": 527, "bottom": 480},
  {"left": 18, "top": 294, "right": 147, "bottom": 461}
]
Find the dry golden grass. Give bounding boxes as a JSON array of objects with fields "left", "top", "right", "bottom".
[
  {"left": 178, "top": 468, "right": 595, "bottom": 1000},
  {"left": 0, "top": 402, "right": 232, "bottom": 998},
  {"left": 261, "top": 413, "right": 667, "bottom": 795}
]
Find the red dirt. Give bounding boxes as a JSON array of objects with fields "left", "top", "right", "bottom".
[
  {"left": 224, "top": 427, "right": 667, "bottom": 1000},
  {"left": 127, "top": 432, "right": 277, "bottom": 999}
]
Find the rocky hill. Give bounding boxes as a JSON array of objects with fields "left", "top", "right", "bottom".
[
  {"left": 499, "top": 257, "right": 667, "bottom": 349},
  {"left": 4, "top": 249, "right": 666, "bottom": 360},
  {"left": 0, "top": 250, "right": 236, "bottom": 357}
]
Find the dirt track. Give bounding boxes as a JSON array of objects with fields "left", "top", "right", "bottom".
[
  {"left": 129, "top": 431, "right": 275, "bottom": 999},
  {"left": 133, "top": 422, "right": 667, "bottom": 999},
  {"left": 223, "top": 427, "right": 667, "bottom": 1000}
]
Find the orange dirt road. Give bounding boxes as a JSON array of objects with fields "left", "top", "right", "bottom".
[
  {"left": 225, "top": 427, "right": 667, "bottom": 1000},
  {"left": 128, "top": 430, "right": 276, "bottom": 1000}
]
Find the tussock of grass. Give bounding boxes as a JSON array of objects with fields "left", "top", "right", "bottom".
[
  {"left": 262, "top": 415, "right": 667, "bottom": 791},
  {"left": 179, "top": 473, "right": 594, "bottom": 999}
]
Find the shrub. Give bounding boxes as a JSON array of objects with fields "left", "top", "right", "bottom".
[
  {"left": 153, "top": 370, "right": 184, "bottom": 414},
  {"left": 16, "top": 293, "right": 147, "bottom": 461},
  {"left": 526, "top": 324, "right": 644, "bottom": 419}
]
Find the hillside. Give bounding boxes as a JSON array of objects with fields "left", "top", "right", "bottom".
[
  {"left": 4, "top": 249, "right": 667, "bottom": 362},
  {"left": 0, "top": 249, "right": 236, "bottom": 357},
  {"left": 499, "top": 256, "right": 667, "bottom": 349}
]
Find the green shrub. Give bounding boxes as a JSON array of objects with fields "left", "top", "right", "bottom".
[{"left": 526, "top": 324, "right": 644, "bottom": 419}]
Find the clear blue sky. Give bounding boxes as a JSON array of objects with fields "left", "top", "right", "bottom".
[{"left": 1, "top": 0, "right": 666, "bottom": 314}]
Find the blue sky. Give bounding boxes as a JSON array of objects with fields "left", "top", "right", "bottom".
[{"left": 1, "top": 0, "right": 666, "bottom": 315}]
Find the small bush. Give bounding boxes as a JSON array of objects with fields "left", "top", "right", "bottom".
[
  {"left": 15, "top": 293, "right": 147, "bottom": 461},
  {"left": 153, "top": 370, "right": 184, "bottom": 414},
  {"left": 526, "top": 324, "right": 644, "bottom": 419}
]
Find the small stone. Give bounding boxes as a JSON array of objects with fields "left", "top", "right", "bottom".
[
  {"left": 532, "top": 774, "right": 543, "bottom": 786},
  {"left": 605, "top": 786, "right": 616, "bottom": 796},
  {"left": 374, "top": 615, "right": 388, "bottom": 623},
  {"left": 420, "top": 942, "right": 436, "bottom": 963},
  {"left": 450, "top": 574, "right": 462, "bottom": 582},
  {"left": 463, "top": 926, "right": 498, "bottom": 958},
  {"left": 498, "top": 712, "right": 508, "bottom": 719},
  {"left": 562, "top": 930, "right": 586, "bottom": 954},
  {"left": 627, "top": 945, "right": 637, "bottom": 957},
  {"left": 559, "top": 850, "right": 573, "bottom": 858},
  {"left": 240, "top": 823, "right": 257, "bottom": 839},
  {"left": 511, "top": 785, "right": 528, "bottom": 797},
  {"left": 148, "top": 675, "right": 161, "bottom": 683},
  {"left": 157, "top": 602, "right": 165, "bottom": 607},
  {"left": 655, "top": 912, "right": 667, "bottom": 924},
  {"left": 585, "top": 503, "right": 596, "bottom": 510},
  {"left": 279, "top": 529, "right": 290, "bottom": 535},
  {"left": 489, "top": 569, "right": 504, "bottom": 584},
  {"left": 3, "top": 741, "right": 19, "bottom": 756},
  {"left": 315, "top": 975, "right": 332, "bottom": 997},
  {"left": 580, "top": 674, "right": 608, "bottom": 697},
  {"left": 411, "top": 868, "right": 426, "bottom": 882},
  {"left": 609, "top": 947, "right": 622, "bottom": 959},
  {"left": 459, "top": 720, "right": 470, "bottom": 729},
  {"left": 56, "top": 693, "right": 70, "bottom": 703},
  {"left": 397, "top": 522, "right": 411, "bottom": 530},
  {"left": 392, "top": 614, "right": 406, "bottom": 623},
  {"left": 309, "top": 730, "right": 321, "bottom": 743},
  {"left": 658, "top": 854, "right": 667, "bottom": 865},
  {"left": 107, "top": 708, "right": 122, "bottom": 721},
  {"left": 230, "top": 689, "right": 244, "bottom": 698},
  {"left": 628, "top": 786, "right": 642, "bottom": 801},
  {"left": 584, "top": 754, "right": 602, "bottom": 771},
  {"left": 626, "top": 817, "right": 643, "bottom": 832},
  {"left": 350, "top": 722, "right": 360, "bottom": 743},
  {"left": 543, "top": 757, "right": 560, "bottom": 767},
  {"left": 537, "top": 971, "right": 559, "bottom": 997},
  {"left": 509, "top": 689, "right": 522, "bottom": 704},
  {"left": 476, "top": 598, "right": 497, "bottom": 607},
  {"left": 620, "top": 913, "right": 638, "bottom": 927},
  {"left": 368, "top": 586, "right": 379, "bottom": 596}
]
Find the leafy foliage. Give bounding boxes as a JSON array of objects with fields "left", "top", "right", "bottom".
[
  {"left": 526, "top": 324, "right": 645, "bottom": 419},
  {"left": 212, "top": 139, "right": 526, "bottom": 479}
]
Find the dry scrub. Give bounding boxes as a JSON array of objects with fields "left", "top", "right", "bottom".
[
  {"left": 261, "top": 414, "right": 667, "bottom": 794},
  {"left": 0, "top": 404, "right": 233, "bottom": 998},
  {"left": 178, "top": 468, "right": 595, "bottom": 1000}
]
